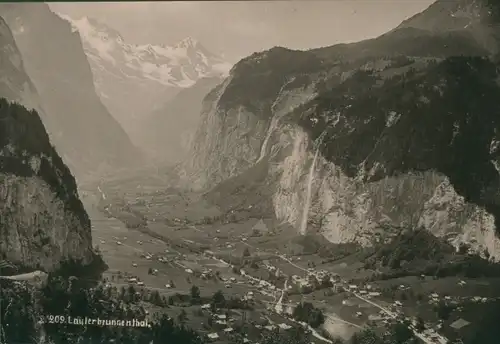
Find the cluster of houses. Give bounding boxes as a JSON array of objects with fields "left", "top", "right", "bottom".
[
  {"left": 255, "top": 279, "right": 276, "bottom": 290},
  {"left": 428, "top": 291, "right": 489, "bottom": 305},
  {"left": 200, "top": 268, "right": 215, "bottom": 280},
  {"left": 205, "top": 312, "right": 294, "bottom": 343},
  {"left": 291, "top": 274, "right": 312, "bottom": 289},
  {"left": 126, "top": 276, "right": 145, "bottom": 287},
  {"left": 345, "top": 283, "right": 382, "bottom": 299},
  {"left": 262, "top": 262, "right": 281, "bottom": 276},
  {"left": 202, "top": 308, "right": 240, "bottom": 342}
]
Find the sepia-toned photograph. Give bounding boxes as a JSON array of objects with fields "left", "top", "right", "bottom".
[{"left": 1, "top": 1, "right": 500, "bottom": 343}]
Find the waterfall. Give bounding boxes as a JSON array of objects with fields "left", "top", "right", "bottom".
[
  {"left": 97, "top": 185, "right": 106, "bottom": 200},
  {"left": 298, "top": 143, "right": 321, "bottom": 235},
  {"left": 257, "top": 116, "right": 280, "bottom": 163}
]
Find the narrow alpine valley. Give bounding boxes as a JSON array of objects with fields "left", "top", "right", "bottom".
[{"left": 2, "top": 1, "right": 500, "bottom": 344}]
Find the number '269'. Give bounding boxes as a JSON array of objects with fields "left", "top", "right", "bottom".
[{"left": 47, "top": 315, "right": 66, "bottom": 323}]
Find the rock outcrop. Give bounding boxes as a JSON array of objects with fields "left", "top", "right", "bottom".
[
  {"left": 183, "top": 0, "right": 500, "bottom": 259},
  {"left": 0, "top": 15, "right": 99, "bottom": 272},
  {"left": 0, "top": 3, "right": 142, "bottom": 182}
]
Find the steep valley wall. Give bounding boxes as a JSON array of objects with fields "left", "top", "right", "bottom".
[{"left": 183, "top": 69, "right": 500, "bottom": 259}]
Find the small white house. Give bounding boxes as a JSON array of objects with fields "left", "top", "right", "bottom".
[
  {"left": 207, "top": 333, "right": 219, "bottom": 340},
  {"left": 278, "top": 323, "right": 292, "bottom": 330}
]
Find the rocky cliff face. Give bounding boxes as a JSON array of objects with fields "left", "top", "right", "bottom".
[
  {"left": 138, "top": 76, "right": 223, "bottom": 163},
  {"left": 183, "top": 0, "right": 500, "bottom": 259},
  {"left": 0, "top": 3, "right": 142, "bottom": 183},
  {"left": 0, "top": 15, "right": 97, "bottom": 272},
  {"left": 0, "top": 17, "right": 40, "bottom": 112}
]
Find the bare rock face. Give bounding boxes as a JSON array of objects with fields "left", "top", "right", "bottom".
[
  {"left": 0, "top": 15, "right": 98, "bottom": 272},
  {"left": 0, "top": 174, "right": 94, "bottom": 271},
  {"left": 183, "top": 0, "right": 500, "bottom": 259},
  {"left": 0, "top": 4, "right": 142, "bottom": 183},
  {"left": 0, "top": 100, "right": 97, "bottom": 272},
  {"left": 137, "top": 76, "right": 224, "bottom": 163},
  {"left": 0, "top": 16, "right": 40, "bottom": 112}
]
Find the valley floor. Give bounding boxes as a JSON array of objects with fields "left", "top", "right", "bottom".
[{"left": 78, "top": 174, "right": 500, "bottom": 344}]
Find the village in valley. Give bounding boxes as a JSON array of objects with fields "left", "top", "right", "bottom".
[{"left": 78, "top": 181, "right": 500, "bottom": 344}]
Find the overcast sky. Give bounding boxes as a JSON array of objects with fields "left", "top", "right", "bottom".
[{"left": 49, "top": 1, "right": 436, "bottom": 62}]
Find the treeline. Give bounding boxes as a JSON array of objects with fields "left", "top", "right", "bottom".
[
  {"left": 445, "top": 299, "right": 500, "bottom": 344},
  {"left": 294, "top": 234, "right": 361, "bottom": 260},
  {"left": 362, "top": 229, "right": 500, "bottom": 280},
  {"left": 257, "top": 323, "right": 420, "bottom": 344},
  {"left": 166, "top": 287, "right": 253, "bottom": 311},
  {"left": 0, "top": 99, "right": 92, "bottom": 246},
  {"left": 6, "top": 271, "right": 495, "bottom": 344},
  {"left": 0, "top": 273, "right": 202, "bottom": 344},
  {"left": 292, "top": 302, "right": 325, "bottom": 328},
  {"left": 298, "top": 55, "right": 500, "bottom": 230},
  {"left": 364, "top": 229, "right": 454, "bottom": 270}
]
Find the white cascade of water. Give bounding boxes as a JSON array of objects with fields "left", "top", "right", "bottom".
[
  {"left": 257, "top": 116, "right": 280, "bottom": 163},
  {"left": 298, "top": 146, "right": 320, "bottom": 235},
  {"left": 298, "top": 130, "right": 327, "bottom": 235},
  {"left": 97, "top": 185, "right": 106, "bottom": 200}
]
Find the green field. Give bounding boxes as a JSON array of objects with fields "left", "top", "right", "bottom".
[{"left": 80, "top": 176, "right": 500, "bottom": 344}]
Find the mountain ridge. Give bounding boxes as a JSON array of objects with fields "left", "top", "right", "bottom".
[
  {"left": 182, "top": 0, "right": 500, "bottom": 259},
  {"left": 0, "top": 17, "right": 40, "bottom": 112},
  {"left": 56, "top": 14, "right": 232, "bottom": 137},
  {"left": 137, "top": 76, "right": 223, "bottom": 163},
  {"left": 0, "top": 3, "right": 143, "bottom": 182},
  {"left": 0, "top": 15, "right": 100, "bottom": 272},
  {"left": 62, "top": 15, "right": 231, "bottom": 88}
]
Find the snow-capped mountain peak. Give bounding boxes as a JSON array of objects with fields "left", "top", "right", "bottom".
[
  {"left": 56, "top": 14, "right": 231, "bottom": 87},
  {"left": 52, "top": 13, "right": 233, "bottom": 131},
  {"left": 175, "top": 36, "right": 200, "bottom": 49}
]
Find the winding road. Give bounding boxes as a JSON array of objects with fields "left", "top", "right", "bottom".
[
  {"left": 352, "top": 292, "right": 448, "bottom": 344},
  {"left": 92, "top": 186, "right": 449, "bottom": 343}
]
